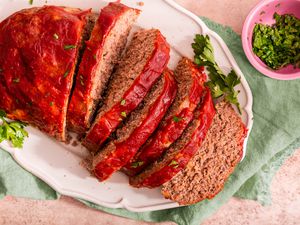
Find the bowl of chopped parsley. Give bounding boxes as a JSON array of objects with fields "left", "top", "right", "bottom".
[{"left": 242, "top": 0, "right": 300, "bottom": 80}]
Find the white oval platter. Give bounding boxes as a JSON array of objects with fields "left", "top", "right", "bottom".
[{"left": 0, "top": 0, "right": 253, "bottom": 212}]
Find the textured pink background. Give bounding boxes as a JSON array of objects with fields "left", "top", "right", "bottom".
[{"left": 1, "top": 0, "right": 300, "bottom": 224}]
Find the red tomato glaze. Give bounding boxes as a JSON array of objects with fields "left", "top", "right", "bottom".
[{"left": 0, "top": 6, "right": 90, "bottom": 141}]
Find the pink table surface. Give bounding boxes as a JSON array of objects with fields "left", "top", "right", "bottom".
[{"left": 1, "top": 0, "right": 300, "bottom": 224}]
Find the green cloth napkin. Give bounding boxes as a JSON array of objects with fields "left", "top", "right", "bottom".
[{"left": 1, "top": 17, "right": 299, "bottom": 225}]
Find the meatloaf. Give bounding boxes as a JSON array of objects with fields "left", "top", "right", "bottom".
[
  {"left": 0, "top": 6, "right": 91, "bottom": 141},
  {"left": 123, "top": 57, "right": 207, "bottom": 176},
  {"left": 83, "top": 29, "right": 170, "bottom": 152},
  {"left": 130, "top": 88, "right": 215, "bottom": 188},
  {"left": 67, "top": 3, "right": 140, "bottom": 134},
  {"left": 161, "top": 102, "right": 247, "bottom": 205},
  {"left": 92, "top": 69, "right": 177, "bottom": 181}
]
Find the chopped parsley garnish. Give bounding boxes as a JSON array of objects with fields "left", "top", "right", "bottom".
[
  {"left": 120, "top": 99, "right": 126, "bottom": 106},
  {"left": 63, "top": 70, "right": 69, "bottom": 78},
  {"left": 0, "top": 109, "right": 28, "bottom": 148},
  {"left": 168, "top": 160, "right": 179, "bottom": 168},
  {"left": 64, "top": 45, "right": 76, "bottom": 50},
  {"left": 252, "top": 13, "right": 300, "bottom": 70},
  {"left": 192, "top": 34, "right": 241, "bottom": 113},
  {"left": 131, "top": 161, "right": 144, "bottom": 168},
  {"left": 120, "top": 111, "right": 126, "bottom": 117},
  {"left": 93, "top": 54, "right": 97, "bottom": 59},
  {"left": 173, "top": 116, "right": 182, "bottom": 123},
  {"left": 49, "top": 102, "right": 54, "bottom": 106},
  {"left": 13, "top": 78, "right": 20, "bottom": 83},
  {"left": 53, "top": 33, "right": 59, "bottom": 40}
]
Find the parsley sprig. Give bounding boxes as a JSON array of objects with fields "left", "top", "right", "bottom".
[
  {"left": 192, "top": 34, "right": 241, "bottom": 113},
  {"left": 0, "top": 110, "right": 28, "bottom": 148}
]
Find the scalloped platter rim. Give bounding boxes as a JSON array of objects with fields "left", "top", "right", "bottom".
[{"left": 0, "top": 0, "right": 253, "bottom": 212}]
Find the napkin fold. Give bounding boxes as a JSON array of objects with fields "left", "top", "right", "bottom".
[{"left": 1, "top": 17, "right": 299, "bottom": 225}]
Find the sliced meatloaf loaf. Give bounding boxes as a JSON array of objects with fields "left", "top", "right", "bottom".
[
  {"left": 161, "top": 102, "right": 247, "bottom": 205},
  {"left": 83, "top": 29, "right": 170, "bottom": 152},
  {"left": 0, "top": 6, "right": 91, "bottom": 141},
  {"left": 67, "top": 3, "right": 140, "bottom": 134},
  {"left": 92, "top": 70, "right": 177, "bottom": 181},
  {"left": 123, "top": 57, "right": 207, "bottom": 176},
  {"left": 130, "top": 88, "right": 215, "bottom": 188}
]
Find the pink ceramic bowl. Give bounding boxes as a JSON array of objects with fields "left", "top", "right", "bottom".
[{"left": 242, "top": 0, "right": 300, "bottom": 80}]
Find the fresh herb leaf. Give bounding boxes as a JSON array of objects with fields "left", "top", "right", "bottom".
[
  {"left": 63, "top": 70, "right": 69, "bottom": 78},
  {"left": 53, "top": 33, "right": 59, "bottom": 40},
  {"left": 120, "top": 111, "right": 126, "bottom": 117},
  {"left": 49, "top": 101, "right": 54, "bottom": 106},
  {"left": 192, "top": 34, "right": 241, "bottom": 113},
  {"left": 252, "top": 13, "right": 300, "bottom": 70},
  {"left": 64, "top": 45, "right": 76, "bottom": 50},
  {"left": 0, "top": 109, "right": 6, "bottom": 117},
  {"left": 168, "top": 160, "right": 179, "bottom": 168},
  {"left": 173, "top": 116, "right": 182, "bottom": 123},
  {"left": 131, "top": 161, "right": 144, "bottom": 168},
  {"left": 93, "top": 54, "right": 97, "bottom": 59},
  {"left": 120, "top": 99, "right": 126, "bottom": 106},
  {"left": 225, "top": 70, "right": 241, "bottom": 88},
  {"left": 13, "top": 78, "right": 20, "bottom": 83},
  {"left": 0, "top": 110, "right": 28, "bottom": 148}
]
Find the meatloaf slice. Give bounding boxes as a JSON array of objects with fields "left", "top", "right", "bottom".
[
  {"left": 83, "top": 29, "right": 170, "bottom": 152},
  {"left": 67, "top": 3, "right": 140, "bottom": 134},
  {"left": 161, "top": 102, "right": 247, "bottom": 205},
  {"left": 123, "top": 57, "right": 207, "bottom": 176},
  {"left": 92, "top": 69, "right": 177, "bottom": 181},
  {"left": 0, "top": 6, "right": 91, "bottom": 141},
  {"left": 130, "top": 88, "right": 215, "bottom": 188}
]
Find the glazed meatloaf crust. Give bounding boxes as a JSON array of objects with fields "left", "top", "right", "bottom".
[
  {"left": 123, "top": 57, "right": 207, "bottom": 176},
  {"left": 92, "top": 70, "right": 177, "bottom": 181},
  {"left": 161, "top": 102, "right": 247, "bottom": 205},
  {"left": 67, "top": 3, "right": 140, "bottom": 134},
  {"left": 83, "top": 29, "right": 170, "bottom": 152},
  {"left": 130, "top": 88, "right": 215, "bottom": 188},
  {"left": 0, "top": 6, "right": 91, "bottom": 141}
]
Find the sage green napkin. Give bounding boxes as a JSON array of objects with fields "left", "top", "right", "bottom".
[{"left": 0, "top": 17, "right": 299, "bottom": 225}]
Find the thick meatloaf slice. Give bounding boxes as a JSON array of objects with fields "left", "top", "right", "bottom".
[
  {"left": 67, "top": 3, "right": 140, "bottom": 134},
  {"left": 83, "top": 29, "right": 170, "bottom": 152},
  {"left": 0, "top": 6, "right": 91, "bottom": 141},
  {"left": 130, "top": 88, "right": 215, "bottom": 188},
  {"left": 161, "top": 102, "right": 247, "bottom": 205},
  {"left": 123, "top": 57, "right": 207, "bottom": 176},
  {"left": 92, "top": 70, "right": 177, "bottom": 181}
]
